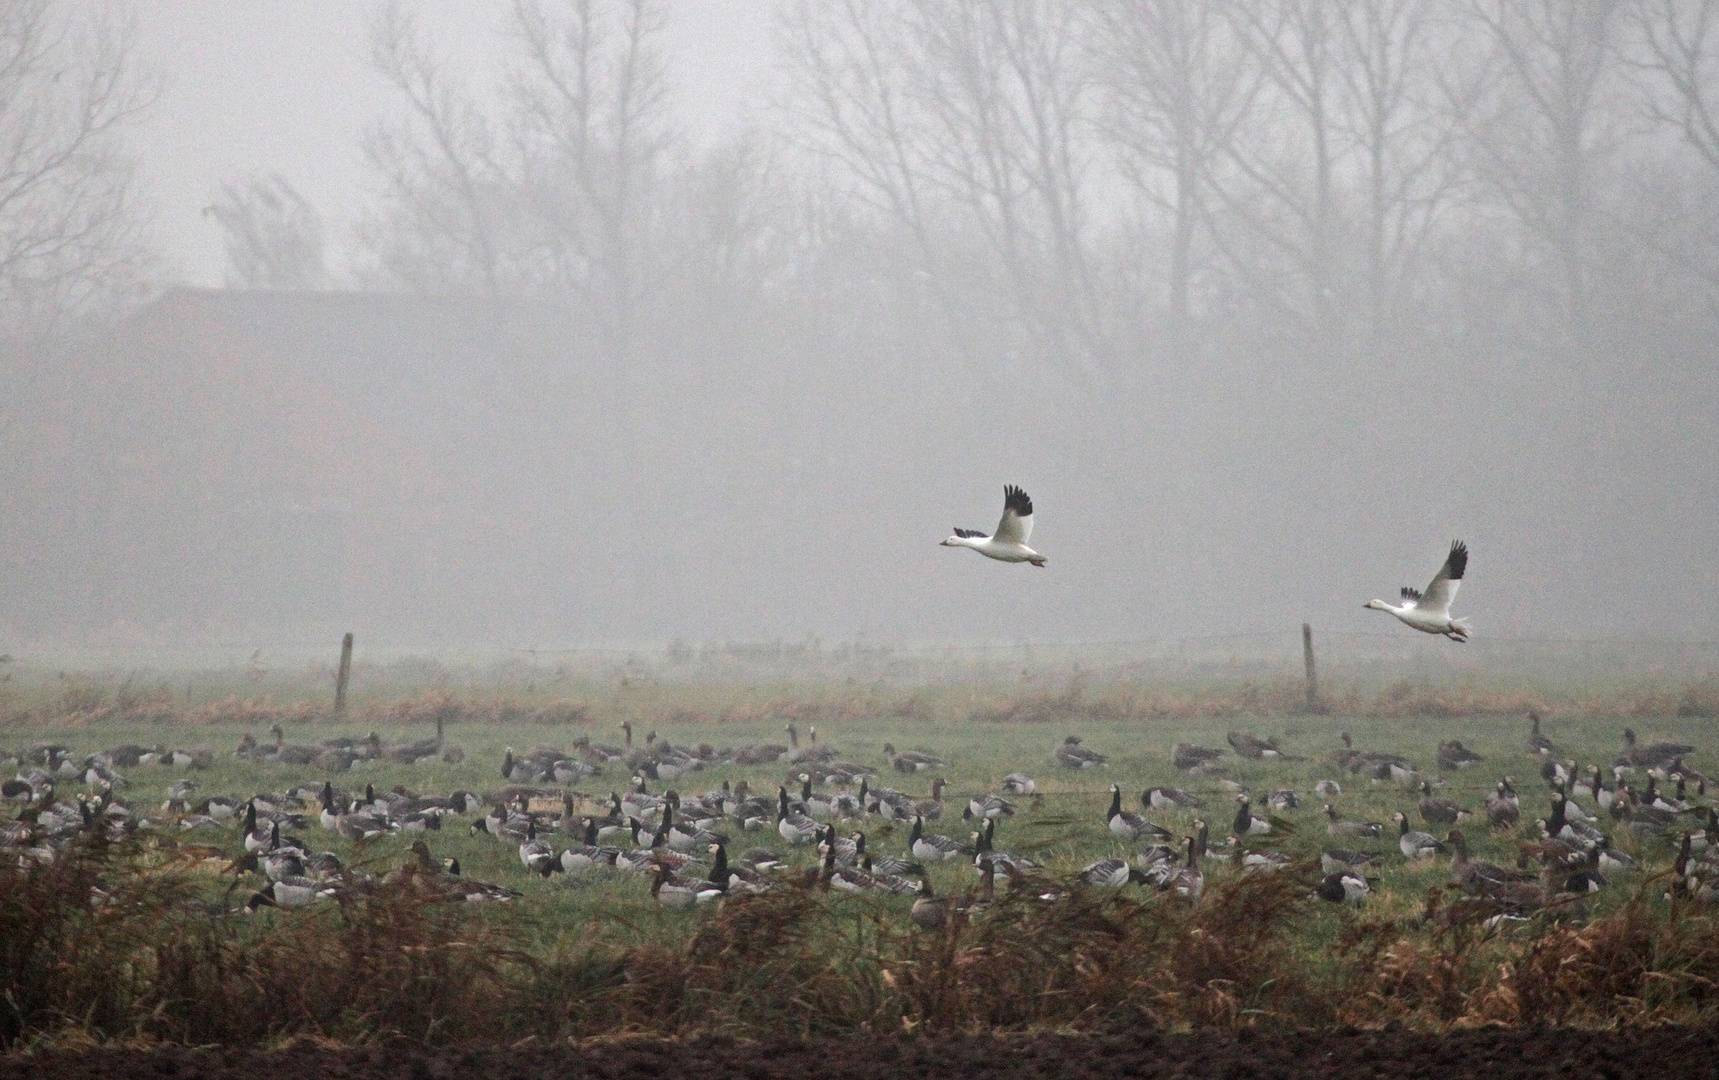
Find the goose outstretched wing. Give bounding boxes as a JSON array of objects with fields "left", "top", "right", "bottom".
[
  {"left": 994, "top": 485, "right": 1034, "bottom": 545},
  {"left": 1416, "top": 541, "right": 1467, "bottom": 614}
]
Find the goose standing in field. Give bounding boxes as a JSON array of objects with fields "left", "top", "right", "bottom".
[
  {"left": 939, "top": 484, "right": 1046, "bottom": 566},
  {"left": 1487, "top": 780, "right": 1522, "bottom": 829},
  {"left": 820, "top": 841, "right": 878, "bottom": 894},
  {"left": 559, "top": 819, "right": 614, "bottom": 872},
  {"left": 246, "top": 875, "right": 324, "bottom": 911},
  {"left": 438, "top": 857, "right": 524, "bottom": 903},
  {"left": 518, "top": 819, "right": 554, "bottom": 875},
  {"left": 1392, "top": 811, "right": 1448, "bottom": 858},
  {"left": 973, "top": 818, "right": 1040, "bottom": 874},
  {"left": 910, "top": 777, "right": 948, "bottom": 821},
  {"left": 1526, "top": 711, "right": 1556, "bottom": 757},
  {"left": 1160, "top": 836, "right": 1204, "bottom": 900},
  {"left": 1364, "top": 540, "right": 1471, "bottom": 641},
  {"left": 242, "top": 803, "right": 273, "bottom": 853},
  {"left": 1241, "top": 845, "right": 1294, "bottom": 873}
]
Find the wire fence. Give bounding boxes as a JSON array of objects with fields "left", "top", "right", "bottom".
[{"left": 4, "top": 628, "right": 1718, "bottom": 689}]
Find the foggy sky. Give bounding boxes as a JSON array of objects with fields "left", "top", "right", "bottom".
[
  {"left": 4, "top": 0, "right": 1718, "bottom": 653},
  {"left": 131, "top": 1, "right": 778, "bottom": 287}
]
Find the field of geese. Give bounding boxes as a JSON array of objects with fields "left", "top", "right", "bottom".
[{"left": 6, "top": 708, "right": 1717, "bottom": 940}]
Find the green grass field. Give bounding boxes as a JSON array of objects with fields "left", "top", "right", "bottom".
[
  {"left": 5, "top": 666, "right": 1719, "bottom": 1043},
  {"left": 4, "top": 692, "right": 1710, "bottom": 936}
]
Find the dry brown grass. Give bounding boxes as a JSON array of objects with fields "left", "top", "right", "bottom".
[
  {"left": 7, "top": 669, "right": 1719, "bottom": 730},
  {"left": 11, "top": 841, "right": 1719, "bottom": 1048}
]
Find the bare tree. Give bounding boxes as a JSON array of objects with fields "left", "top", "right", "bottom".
[
  {"left": 1463, "top": 0, "right": 1624, "bottom": 333},
  {"left": 1632, "top": 0, "right": 1719, "bottom": 171},
  {"left": 1219, "top": 0, "right": 1347, "bottom": 337},
  {"left": 1331, "top": 0, "right": 1469, "bottom": 341},
  {"left": 783, "top": 0, "right": 1104, "bottom": 386},
  {"left": 1092, "top": 0, "right": 1259, "bottom": 338},
  {"left": 359, "top": 3, "right": 509, "bottom": 294},
  {"left": 780, "top": 0, "right": 948, "bottom": 302},
  {"left": 204, "top": 173, "right": 326, "bottom": 289},
  {"left": 0, "top": 0, "right": 156, "bottom": 336},
  {"left": 508, "top": 0, "right": 673, "bottom": 356}
]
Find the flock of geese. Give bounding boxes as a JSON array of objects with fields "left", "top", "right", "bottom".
[
  {"left": 0, "top": 487, "right": 1695, "bottom": 923},
  {"left": 944, "top": 486, "right": 1473, "bottom": 642},
  {"left": 6, "top": 709, "right": 1715, "bottom": 926}
]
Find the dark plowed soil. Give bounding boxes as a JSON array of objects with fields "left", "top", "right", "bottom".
[{"left": 6, "top": 1028, "right": 1718, "bottom": 1080}]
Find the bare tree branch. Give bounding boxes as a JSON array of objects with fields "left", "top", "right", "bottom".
[
  {"left": 0, "top": 0, "right": 157, "bottom": 337},
  {"left": 204, "top": 173, "right": 325, "bottom": 289}
]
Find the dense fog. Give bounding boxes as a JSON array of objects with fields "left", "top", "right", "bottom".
[{"left": 2, "top": 0, "right": 1717, "bottom": 649}]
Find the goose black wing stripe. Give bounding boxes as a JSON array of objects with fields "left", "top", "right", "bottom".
[{"left": 1444, "top": 541, "right": 1468, "bottom": 581}]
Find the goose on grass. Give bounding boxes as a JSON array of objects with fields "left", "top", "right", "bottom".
[
  {"left": 518, "top": 819, "right": 554, "bottom": 875},
  {"left": 1107, "top": 784, "right": 1170, "bottom": 843},
  {"left": 1526, "top": 711, "right": 1556, "bottom": 757},
  {"left": 1364, "top": 540, "right": 1471, "bottom": 641},
  {"left": 967, "top": 793, "right": 1016, "bottom": 820},
  {"left": 909, "top": 814, "right": 972, "bottom": 861},
  {"left": 1232, "top": 795, "right": 1283, "bottom": 837},
  {"left": 1417, "top": 780, "right": 1468, "bottom": 826},
  {"left": 649, "top": 861, "right": 724, "bottom": 910},
  {"left": 1315, "top": 871, "right": 1371, "bottom": 905},
  {"left": 910, "top": 871, "right": 952, "bottom": 928},
  {"left": 1002, "top": 773, "right": 1037, "bottom": 795},
  {"left": 940, "top": 485, "right": 1046, "bottom": 566},
  {"left": 1487, "top": 780, "right": 1522, "bottom": 829},
  {"left": 1324, "top": 804, "right": 1383, "bottom": 839},
  {"left": 776, "top": 786, "right": 821, "bottom": 845},
  {"left": 1447, "top": 829, "right": 1536, "bottom": 892},
  {"left": 1055, "top": 736, "right": 1106, "bottom": 769},
  {"left": 1145, "top": 786, "right": 1203, "bottom": 811},
  {"left": 1321, "top": 848, "right": 1383, "bottom": 875},
  {"left": 1392, "top": 812, "right": 1448, "bottom": 858},
  {"left": 1078, "top": 857, "right": 1134, "bottom": 888},
  {"left": 1161, "top": 836, "right": 1204, "bottom": 900}
]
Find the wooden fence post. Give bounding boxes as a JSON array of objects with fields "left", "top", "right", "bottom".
[
  {"left": 1302, "top": 623, "right": 1319, "bottom": 711},
  {"left": 334, "top": 632, "right": 354, "bottom": 717}
]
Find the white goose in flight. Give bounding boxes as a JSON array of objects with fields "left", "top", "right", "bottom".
[
  {"left": 940, "top": 485, "right": 1046, "bottom": 566},
  {"left": 1365, "top": 541, "right": 1471, "bottom": 641}
]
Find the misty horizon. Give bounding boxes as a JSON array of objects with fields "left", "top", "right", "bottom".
[{"left": 2, "top": 1, "right": 1717, "bottom": 653}]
